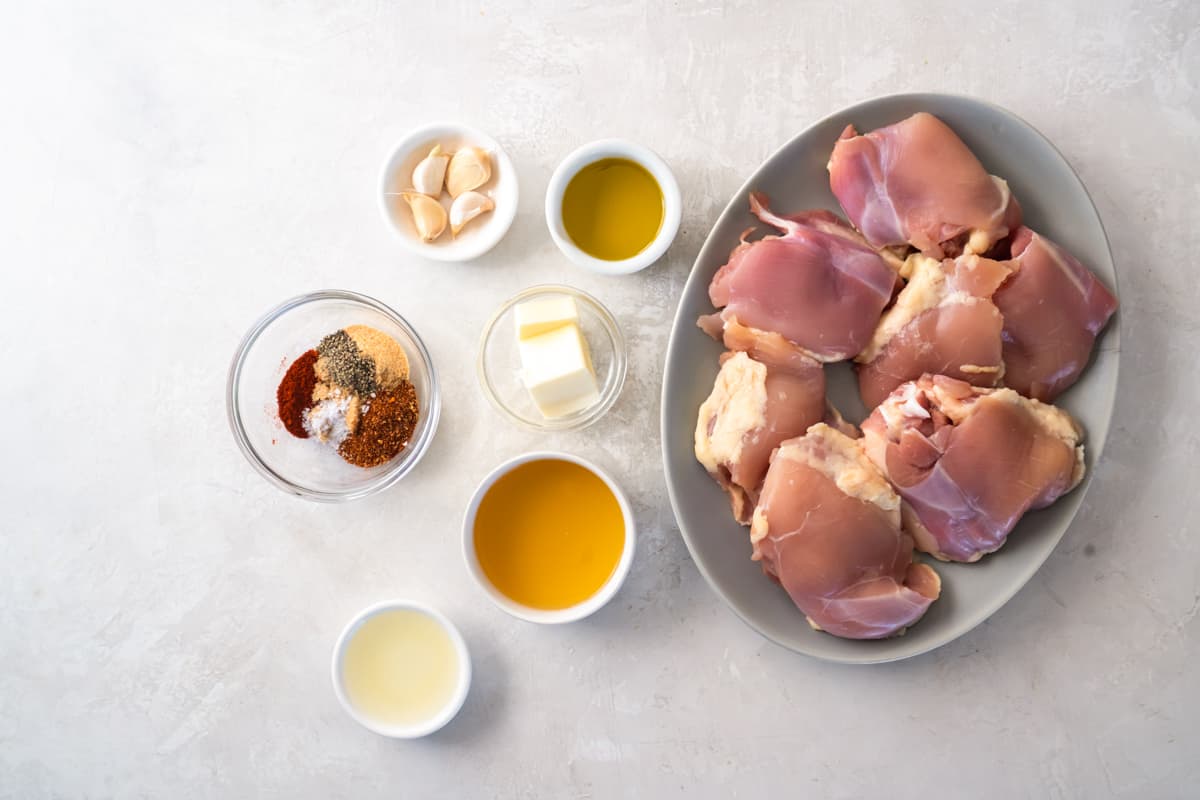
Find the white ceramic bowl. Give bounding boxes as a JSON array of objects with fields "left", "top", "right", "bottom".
[
  {"left": 379, "top": 122, "right": 518, "bottom": 262},
  {"left": 545, "top": 139, "right": 682, "bottom": 275},
  {"left": 462, "top": 452, "right": 636, "bottom": 623},
  {"left": 330, "top": 600, "right": 472, "bottom": 738}
]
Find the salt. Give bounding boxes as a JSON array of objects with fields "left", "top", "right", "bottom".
[{"left": 304, "top": 392, "right": 353, "bottom": 446}]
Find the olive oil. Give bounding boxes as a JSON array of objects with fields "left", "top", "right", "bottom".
[
  {"left": 561, "top": 158, "right": 664, "bottom": 261},
  {"left": 473, "top": 459, "right": 625, "bottom": 610}
]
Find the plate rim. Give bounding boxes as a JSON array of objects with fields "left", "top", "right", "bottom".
[{"left": 659, "top": 91, "right": 1121, "bottom": 664}]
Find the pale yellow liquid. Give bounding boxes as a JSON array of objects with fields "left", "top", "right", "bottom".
[{"left": 341, "top": 609, "right": 460, "bottom": 727}]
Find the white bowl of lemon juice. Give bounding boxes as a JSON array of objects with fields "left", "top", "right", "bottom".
[
  {"left": 545, "top": 139, "right": 682, "bottom": 275},
  {"left": 462, "top": 451, "right": 636, "bottom": 623},
  {"left": 331, "top": 601, "right": 471, "bottom": 738}
]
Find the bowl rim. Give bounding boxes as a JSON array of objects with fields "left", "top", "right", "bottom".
[
  {"left": 226, "top": 289, "right": 441, "bottom": 502},
  {"left": 475, "top": 284, "right": 627, "bottom": 432},
  {"left": 461, "top": 451, "right": 636, "bottom": 624},
  {"left": 378, "top": 121, "right": 519, "bottom": 263},
  {"left": 544, "top": 138, "right": 682, "bottom": 275},
  {"left": 659, "top": 91, "right": 1122, "bottom": 664},
  {"left": 330, "top": 599, "right": 472, "bottom": 738}
]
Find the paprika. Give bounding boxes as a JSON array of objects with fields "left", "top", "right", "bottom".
[{"left": 277, "top": 349, "right": 319, "bottom": 438}]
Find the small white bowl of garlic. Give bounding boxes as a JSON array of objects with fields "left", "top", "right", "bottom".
[{"left": 380, "top": 122, "right": 519, "bottom": 262}]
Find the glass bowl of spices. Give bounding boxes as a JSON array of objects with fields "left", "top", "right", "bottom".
[{"left": 227, "top": 290, "right": 440, "bottom": 502}]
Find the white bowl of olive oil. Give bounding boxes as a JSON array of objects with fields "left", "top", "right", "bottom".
[
  {"left": 331, "top": 600, "right": 471, "bottom": 738},
  {"left": 545, "top": 139, "right": 682, "bottom": 275}
]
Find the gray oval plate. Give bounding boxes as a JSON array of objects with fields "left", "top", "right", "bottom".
[{"left": 661, "top": 93, "right": 1120, "bottom": 664}]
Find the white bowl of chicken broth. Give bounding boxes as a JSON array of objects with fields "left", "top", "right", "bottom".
[{"left": 331, "top": 600, "right": 471, "bottom": 738}]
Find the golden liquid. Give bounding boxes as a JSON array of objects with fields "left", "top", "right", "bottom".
[
  {"left": 561, "top": 158, "right": 664, "bottom": 261},
  {"left": 341, "top": 609, "right": 460, "bottom": 727},
  {"left": 474, "top": 459, "right": 625, "bottom": 610}
]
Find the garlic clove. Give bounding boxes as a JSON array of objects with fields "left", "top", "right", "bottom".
[
  {"left": 400, "top": 192, "right": 448, "bottom": 242},
  {"left": 411, "top": 144, "right": 449, "bottom": 196},
  {"left": 449, "top": 191, "right": 495, "bottom": 236},
  {"left": 445, "top": 146, "right": 492, "bottom": 197}
]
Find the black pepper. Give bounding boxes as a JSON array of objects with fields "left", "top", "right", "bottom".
[{"left": 316, "top": 329, "right": 378, "bottom": 396}]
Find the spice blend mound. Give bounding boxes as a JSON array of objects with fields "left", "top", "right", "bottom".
[
  {"left": 275, "top": 326, "right": 420, "bottom": 469},
  {"left": 316, "top": 329, "right": 378, "bottom": 397},
  {"left": 339, "top": 382, "right": 420, "bottom": 468},
  {"left": 345, "top": 324, "right": 409, "bottom": 389},
  {"left": 277, "top": 349, "right": 319, "bottom": 438}
]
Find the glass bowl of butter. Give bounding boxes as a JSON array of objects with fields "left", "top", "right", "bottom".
[{"left": 477, "top": 285, "right": 626, "bottom": 431}]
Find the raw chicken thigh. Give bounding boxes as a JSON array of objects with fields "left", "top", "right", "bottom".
[
  {"left": 856, "top": 253, "right": 1011, "bottom": 410},
  {"left": 695, "top": 351, "right": 825, "bottom": 524},
  {"left": 750, "top": 423, "right": 941, "bottom": 639},
  {"left": 828, "top": 112, "right": 1022, "bottom": 258},
  {"left": 861, "top": 375, "right": 1085, "bottom": 563},
  {"left": 700, "top": 193, "right": 896, "bottom": 363},
  {"left": 993, "top": 227, "right": 1119, "bottom": 401}
]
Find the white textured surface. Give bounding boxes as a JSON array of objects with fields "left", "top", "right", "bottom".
[{"left": 2, "top": 1, "right": 1197, "bottom": 797}]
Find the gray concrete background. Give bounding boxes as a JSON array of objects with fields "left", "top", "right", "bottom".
[{"left": 2, "top": 1, "right": 1196, "bottom": 797}]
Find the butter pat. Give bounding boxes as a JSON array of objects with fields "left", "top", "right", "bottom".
[
  {"left": 518, "top": 322, "right": 599, "bottom": 418},
  {"left": 514, "top": 296, "right": 580, "bottom": 340}
]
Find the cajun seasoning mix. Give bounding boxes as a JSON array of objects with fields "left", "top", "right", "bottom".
[{"left": 275, "top": 326, "right": 419, "bottom": 468}]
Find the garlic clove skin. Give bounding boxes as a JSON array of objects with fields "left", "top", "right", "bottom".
[
  {"left": 400, "top": 191, "right": 448, "bottom": 242},
  {"left": 445, "top": 146, "right": 493, "bottom": 197},
  {"left": 449, "top": 191, "right": 495, "bottom": 236},
  {"left": 411, "top": 144, "right": 449, "bottom": 196}
]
